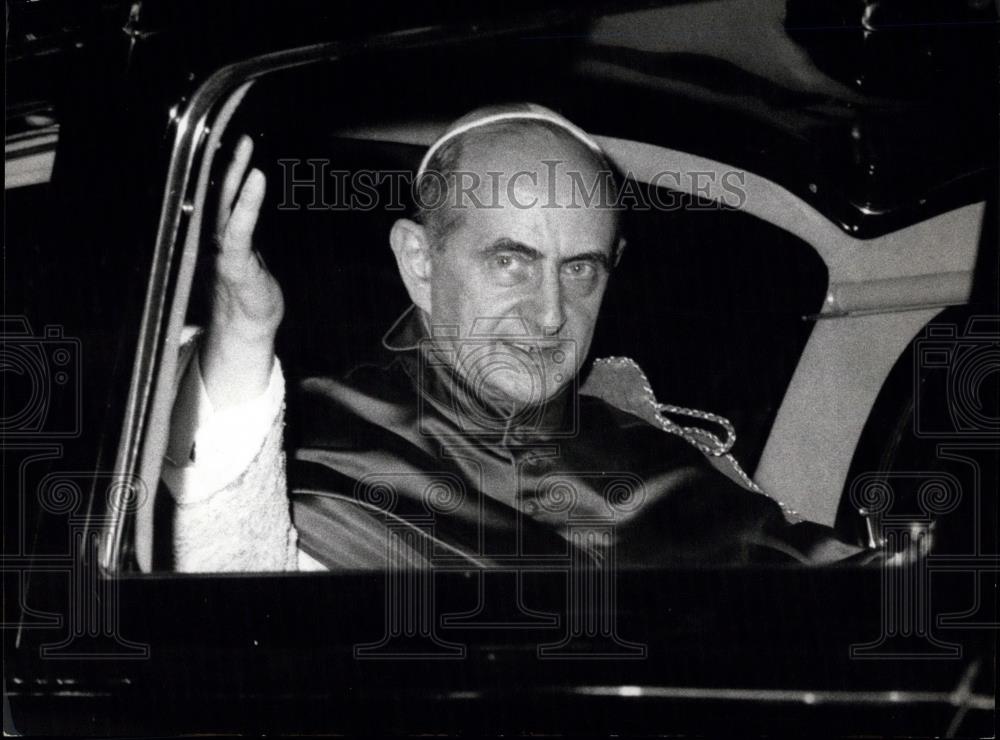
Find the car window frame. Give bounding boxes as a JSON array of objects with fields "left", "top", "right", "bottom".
[{"left": 95, "top": 25, "right": 841, "bottom": 575}]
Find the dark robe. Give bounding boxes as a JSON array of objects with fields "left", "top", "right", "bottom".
[{"left": 287, "top": 308, "right": 856, "bottom": 569}]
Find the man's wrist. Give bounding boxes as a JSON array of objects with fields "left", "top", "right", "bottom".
[{"left": 201, "top": 327, "right": 276, "bottom": 410}]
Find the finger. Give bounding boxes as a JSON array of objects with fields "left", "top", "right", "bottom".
[
  {"left": 216, "top": 135, "right": 254, "bottom": 237},
  {"left": 221, "top": 168, "right": 266, "bottom": 255}
]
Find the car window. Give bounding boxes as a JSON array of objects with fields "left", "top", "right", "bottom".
[{"left": 116, "top": 28, "right": 840, "bottom": 576}]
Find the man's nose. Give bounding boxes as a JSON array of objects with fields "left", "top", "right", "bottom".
[{"left": 533, "top": 268, "right": 566, "bottom": 336}]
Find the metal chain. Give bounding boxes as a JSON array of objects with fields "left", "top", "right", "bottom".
[{"left": 592, "top": 356, "right": 801, "bottom": 522}]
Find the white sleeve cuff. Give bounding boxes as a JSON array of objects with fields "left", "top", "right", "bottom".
[{"left": 162, "top": 352, "right": 285, "bottom": 504}]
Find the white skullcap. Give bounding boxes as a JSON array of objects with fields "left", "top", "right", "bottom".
[{"left": 415, "top": 102, "right": 606, "bottom": 179}]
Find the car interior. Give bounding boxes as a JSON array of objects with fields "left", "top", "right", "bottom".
[
  {"left": 159, "top": 47, "right": 832, "bottom": 571},
  {"left": 131, "top": 19, "right": 991, "bottom": 574}
]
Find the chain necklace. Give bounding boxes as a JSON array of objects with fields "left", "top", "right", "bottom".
[{"left": 591, "top": 356, "right": 802, "bottom": 523}]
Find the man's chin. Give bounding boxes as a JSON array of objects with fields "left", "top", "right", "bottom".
[
  {"left": 449, "top": 340, "right": 576, "bottom": 408},
  {"left": 479, "top": 368, "right": 568, "bottom": 408}
]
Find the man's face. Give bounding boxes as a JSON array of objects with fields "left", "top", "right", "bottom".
[{"left": 425, "top": 133, "right": 618, "bottom": 407}]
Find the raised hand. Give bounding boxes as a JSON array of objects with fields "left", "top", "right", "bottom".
[{"left": 201, "top": 135, "right": 285, "bottom": 410}]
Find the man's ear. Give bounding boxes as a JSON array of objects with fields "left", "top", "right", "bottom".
[{"left": 389, "top": 218, "right": 433, "bottom": 314}]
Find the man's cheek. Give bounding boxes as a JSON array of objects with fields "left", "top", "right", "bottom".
[
  {"left": 567, "top": 297, "right": 602, "bottom": 335},
  {"left": 464, "top": 293, "right": 526, "bottom": 333},
  {"left": 563, "top": 309, "right": 600, "bottom": 358}
]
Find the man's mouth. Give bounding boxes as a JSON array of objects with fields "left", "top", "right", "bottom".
[
  {"left": 507, "top": 341, "right": 537, "bottom": 354},
  {"left": 503, "top": 340, "right": 563, "bottom": 354}
]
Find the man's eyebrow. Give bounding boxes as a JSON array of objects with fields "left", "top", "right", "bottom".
[
  {"left": 479, "top": 239, "right": 612, "bottom": 269},
  {"left": 479, "top": 238, "right": 543, "bottom": 260},
  {"left": 560, "top": 250, "right": 611, "bottom": 270}
]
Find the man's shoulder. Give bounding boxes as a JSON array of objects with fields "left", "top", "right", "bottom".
[
  {"left": 299, "top": 353, "right": 411, "bottom": 397},
  {"left": 577, "top": 392, "right": 712, "bottom": 472},
  {"left": 288, "top": 354, "right": 416, "bottom": 442}
]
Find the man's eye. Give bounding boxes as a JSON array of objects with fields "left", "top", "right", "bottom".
[
  {"left": 488, "top": 252, "right": 531, "bottom": 285},
  {"left": 563, "top": 261, "right": 597, "bottom": 279},
  {"left": 492, "top": 253, "right": 527, "bottom": 272}
]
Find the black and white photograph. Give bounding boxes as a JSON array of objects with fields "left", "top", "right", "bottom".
[{"left": 3, "top": 0, "right": 998, "bottom": 735}]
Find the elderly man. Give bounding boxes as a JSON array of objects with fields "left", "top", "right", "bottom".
[{"left": 163, "top": 104, "right": 857, "bottom": 571}]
